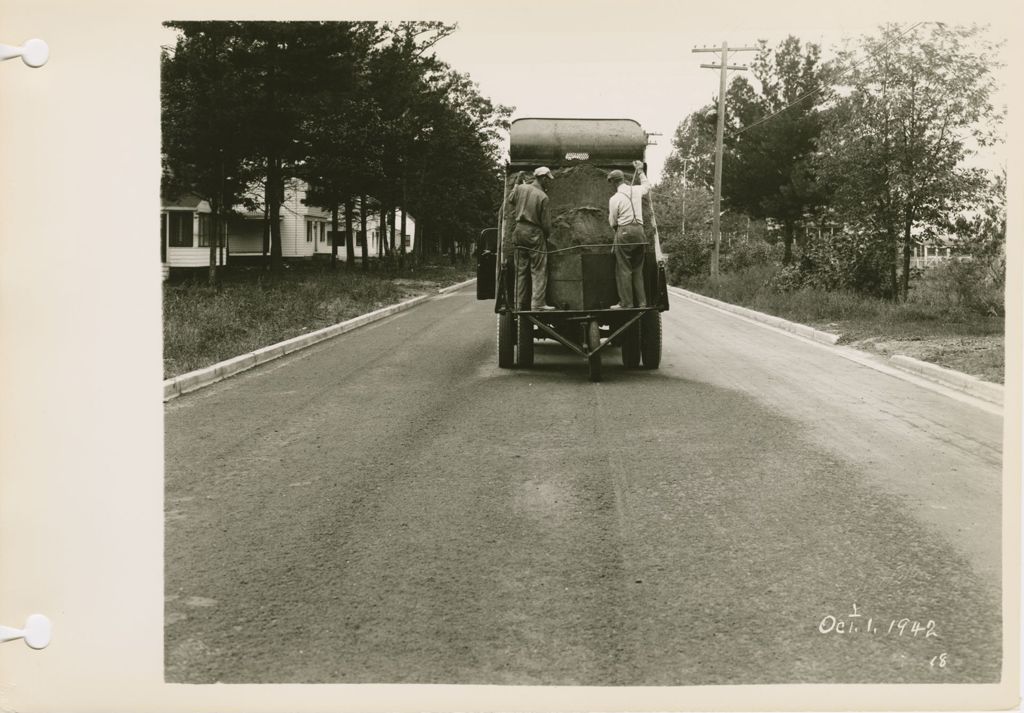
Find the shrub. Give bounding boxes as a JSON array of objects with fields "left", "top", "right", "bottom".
[
  {"left": 798, "top": 230, "right": 895, "bottom": 298},
  {"left": 662, "top": 232, "right": 710, "bottom": 283},
  {"left": 919, "top": 258, "right": 1004, "bottom": 317},
  {"left": 763, "top": 264, "right": 804, "bottom": 292},
  {"left": 720, "top": 239, "right": 776, "bottom": 273}
]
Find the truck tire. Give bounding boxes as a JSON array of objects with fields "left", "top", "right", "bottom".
[
  {"left": 517, "top": 314, "right": 534, "bottom": 367},
  {"left": 497, "top": 313, "right": 514, "bottom": 368},
  {"left": 640, "top": 310, "right": 662, "bottom": 369},
  {"left": 588, "top": 320, "right": 602, "bottom": 382},
  {"left": 620, "top": 322, "right": 641, "bottom": 368}
]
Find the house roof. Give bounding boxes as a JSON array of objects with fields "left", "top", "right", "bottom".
[
  {"left": 911, "top": 233, "right": 960, "bottom": 247},
  {"left": 162, "top": 192, "right": 208, "bottom": 210}
]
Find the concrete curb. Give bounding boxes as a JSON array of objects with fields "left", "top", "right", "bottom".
[
  {"left": 668, "top": 286, "right": 841, "bottom": 345},
  {"left": 889, "top": 354, "right": 1003, "bottom": 407},
  {"left": 164, "top": 277, "right": 477, "bottom": 401},
  {"left": 669, "top": 284, "right": 1003, "bottom": 407}
]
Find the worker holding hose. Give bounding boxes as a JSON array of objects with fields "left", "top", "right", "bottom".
[
  {"left": 508, "top": 166, "right": 557, "bottom": 310},
  {"left": 607, "top": 160, "right": 649, "bottom": 309}
]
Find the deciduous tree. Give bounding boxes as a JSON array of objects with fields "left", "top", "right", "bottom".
[
  {"left": 722, "top": 36, "right": 828, "bottom": 265},
  {"left": 814, "top": 23, "right": 1003, "bottom": 299}
]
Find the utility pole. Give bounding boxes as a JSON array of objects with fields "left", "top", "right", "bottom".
[
  {"left": 680, "top": 157, "right": 690, "bottom": 237},
  {"left": 694, "top": 41, "right": 756, "bottom": 277}
]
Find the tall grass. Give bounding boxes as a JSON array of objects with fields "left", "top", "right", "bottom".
[
  {"left": 684, "top": 263, "right": 1003, "bottom": 339},
  {"left": 163, "top": 260, "right": 474, "bottom": 378}
]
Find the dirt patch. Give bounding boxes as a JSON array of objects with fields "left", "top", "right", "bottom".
[{"left": 848, "top": 335, "right": 1004, "bottom": 384}]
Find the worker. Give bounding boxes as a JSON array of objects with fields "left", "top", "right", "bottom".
[
  {"left": 607, "top": 160, "right": 649, "bottom": 309},
  {"left": 508, "top": 166, "right": 556, "bottom": 310}
]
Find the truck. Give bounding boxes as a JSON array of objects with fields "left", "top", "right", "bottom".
[{"left": 476, "top": 117, "right": 669, "bottom": 382}]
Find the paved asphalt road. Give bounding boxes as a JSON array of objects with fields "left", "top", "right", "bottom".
[{"left": 165, "top": 286, "right": 1003, "bottom": 685}]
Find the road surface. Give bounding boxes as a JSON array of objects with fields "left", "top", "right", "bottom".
[{"left": 165, "top": 286, "right": 1003, "bottom": 684}]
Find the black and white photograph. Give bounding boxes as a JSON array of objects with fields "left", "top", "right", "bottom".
[
  {"left": 160, "top": 10, "right": 1012, "bottom": 690},
  {"left": 0, "top": 1, "right": 1019, "bottom": 711}
]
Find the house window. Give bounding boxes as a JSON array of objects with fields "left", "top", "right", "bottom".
[
  {"left": 167, "top": 211, "right": 194, "bottom": 247},
  {"left": 197, "top": 214, "right": 213, "bottom": 247},
  {"left": 320, "top": 223, "right": 326, "bottom": 243},
  {"left": 306, "top": 220, "right": 313, "bottom": 243}
]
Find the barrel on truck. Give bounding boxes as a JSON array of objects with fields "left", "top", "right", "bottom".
[{"left": 476, "top": 117, "right": 669, "bottom": 382}]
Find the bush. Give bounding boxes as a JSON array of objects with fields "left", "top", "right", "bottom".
[
  {"left": 720, "top": 239, "right": 778, "bottom": 273},
  {"left": 662, "top": 232, "right": 710, "bottom": 283},
  {"left": 799, "top": 231, "right": 894, "bottom": 297},
  {"left": 915, "top": 258, "right": 1004, "bottom": 317},
  {"left": 763, "top": 264, "right": 804, "bottom": 292}
]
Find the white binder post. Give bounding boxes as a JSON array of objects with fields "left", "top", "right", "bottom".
[
  {"left": 0, "top": 38, "right": 48, "bottom": 67},
  {"left": 0, "top": 614, "right": 52, "bottom": 649},
  {"left": 1, "top": 34, "right": 50, "bottom": 654},
  {"left": 1, "top": 33, "right": 50, "bottom": 655}
]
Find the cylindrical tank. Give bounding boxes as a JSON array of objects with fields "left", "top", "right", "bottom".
[{"left": 509, "top": 118, "right": 647, "bottom": 167}]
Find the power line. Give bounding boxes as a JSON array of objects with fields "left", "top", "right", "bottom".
[
  {"left": 693, "top": 41, "right": 758, "bottom": 277},
  {"left": 665, "top": 20, "right": 929, "bottom": 173},
  {"left": 657, "top": 20, "right": 933, "bottom": 249}
]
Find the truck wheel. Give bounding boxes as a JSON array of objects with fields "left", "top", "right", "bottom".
[
  {"left": 587, "top": 320, "right": 602, "bottom": 382},
  {"left": 517, "top": 314, "right": 534, "bottom": 367},
  {"left": 640, "top": 311, "right": 662, "bottom": 369},
  {"left": 497, "top": 313, "right": 514, "bottom": 368},
  {"left": 620, "top": 322, "right": 641, "bottom": 368}
]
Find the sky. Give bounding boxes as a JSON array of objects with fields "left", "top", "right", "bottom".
[
  {"left": 425, "top": 1, "right": 1012, "bottom": 183},
  {"left": 158, "top": 0, "right": 1014, "bottom": 183}
]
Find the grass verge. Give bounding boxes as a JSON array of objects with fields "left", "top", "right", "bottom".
[
  {"left": 164, "top": 259, "right": 475, "bottom": 379},
  {"left": 683, "top": 265, "right": 1004, "bottom": 384}
]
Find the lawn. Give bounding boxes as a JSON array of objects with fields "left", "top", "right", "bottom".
[
  {"left": 163, "top": 259, "right": 476, "bottom": 379},
  {"left": 680, "top": 265, "right": 1005, "bottom": 384}
]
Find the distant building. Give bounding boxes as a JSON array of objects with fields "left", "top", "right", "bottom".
[
  {"left": 226, "top": 178, "right": 334, "bottom": 260},
  {"left": 910, "top": 234, "right": 963, "bottom": 269},
  {"left": 161, "top": 179, "right": 415, "bottom": 276},
  {"left": 160, "top": 193, "right": 222, "bottom": 279}
]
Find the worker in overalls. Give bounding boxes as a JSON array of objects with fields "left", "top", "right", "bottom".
[
  {"left": 508, "top": 166, "right": 556, "bottom": 310},
  {"left": 607, "top": 160, "right": 649, "bottom": 309}
]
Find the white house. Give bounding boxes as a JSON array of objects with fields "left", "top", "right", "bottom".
[
  {"left": 163, "top": 179, "right": 415, "bottom": 273},
  {"left": 226, "top": 178, "right": 333, "bottom": 259},
  {"left": 330, "top": 208, "right": 416, "bottom": 262},
  {"left": 911, "top": 234, "right": 961, "bottom": 269},
  {"left": 160, "top": 193, "right": 224, "bottom": 276}
]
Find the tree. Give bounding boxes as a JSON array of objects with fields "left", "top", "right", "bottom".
[
  {"left": 162, "top": 22, "right": 257, "bottom": 285},
  {"left": 246, "top": 22, "right": 381, "bottom": 272},
  {"left": 662, "top": 106, "right": 717, "bottom": 190},
  {"left": 722, "top": 36, "right": 828, "bottom": 265},
  {"left": 399, "top": 63, "right": 510, "bottom": 262},
  {"left": 652, "top": 181, "right": 715, "bottom": 282},
  {"left": 163, "top": 20, "right": 509, "bottom": 276},
  {"left": 300, "top": 22, "right": 384, "bottom": 270},
  {"left": 814, "top": 23, "right": 1003, "bottom": 299}
]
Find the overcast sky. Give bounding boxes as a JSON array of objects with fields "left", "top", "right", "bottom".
[
  {"left": 427, "top": 1, "right": 1011, "bottom": 182},
  {"left": 159, "top": 0, "right": 1012, "bottom": 184}
]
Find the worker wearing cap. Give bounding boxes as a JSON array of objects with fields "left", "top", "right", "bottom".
[
  {"left": 607, "top": 160, "right": 649, "bottom": 309},
  {"left": 507, "top": 166, "right": 556, "bottom": 310}
]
